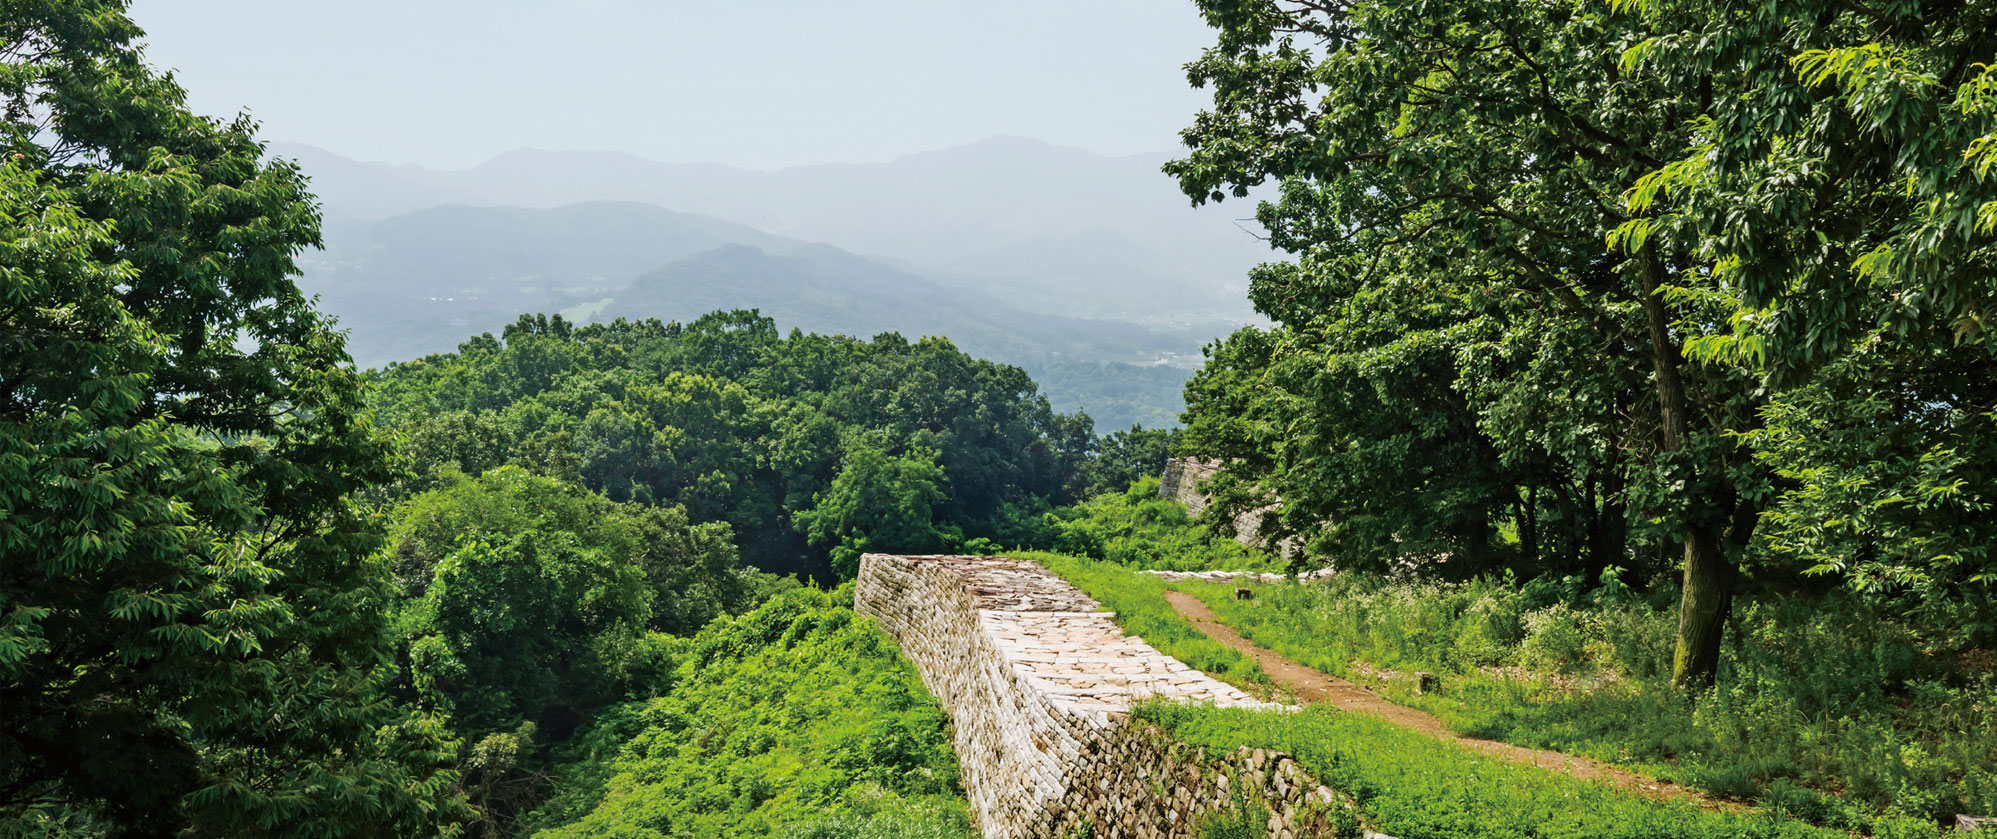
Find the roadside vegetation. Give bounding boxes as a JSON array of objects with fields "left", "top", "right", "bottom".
[
  {"left": 1169, "top": 573, "right": 1995, "bottom": 827},
  {"left": 1140, "top": 702, "right": 1917, "bottom": 839},
  {"left": 1046, "top": 554, "right": 1973, "bottom": 836}
]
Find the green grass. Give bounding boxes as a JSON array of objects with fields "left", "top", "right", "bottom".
[
  {"left": 1163, "top": 572, "right": 1997, "bottom": 829},
  {"left": 1137, "top": 702, "right": 1944, "bottom": 839},
  {"left": 1030, "top": 552, "right": 1943, "bottom": 837}
]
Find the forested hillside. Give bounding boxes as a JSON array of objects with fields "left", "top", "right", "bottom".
[
  {"left": 368, "top": 310, "right": 1106, "bottom": 579},
  {"left": 8, "top": 0, "right": 1997, "bottom": 836},
  {"left": 303, "top": 203, "right": 1200, "bottom": 430}
]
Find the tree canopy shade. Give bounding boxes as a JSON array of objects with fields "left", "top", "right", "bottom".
[
  {"left": 1168, "top": 0, "right": 1996, "bottom": 688},
  {"left": 389, "top": 467, "right": 755, "bottom": 740},
  {"left": 0, "top": 2, "right": 463, "bottom": 835}
]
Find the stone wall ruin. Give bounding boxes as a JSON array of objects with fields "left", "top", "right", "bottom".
[
  {"left": 854, "top": 553, "right": 1366, "bottom": 839},
  {"left": 1159, "top": 458, "right": 1292, "bottom": 554}
]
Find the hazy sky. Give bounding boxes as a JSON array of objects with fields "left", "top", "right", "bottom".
[{"left": 127, "top": 0, "right": 1222, "bottom": 170}]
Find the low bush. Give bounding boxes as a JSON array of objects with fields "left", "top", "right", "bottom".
[{"left": 1040, "top": 478, "right": 1277, "bottom": 571}]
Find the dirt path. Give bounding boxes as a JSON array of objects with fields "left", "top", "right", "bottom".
[{"left": 1162, "top": 590, "right": 1734, "bottom": 811}]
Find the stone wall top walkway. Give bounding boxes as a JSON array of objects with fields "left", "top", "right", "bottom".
[
  {"left": 856, "top": 554, "right": 1328, "bottom": 838},
  {"left": 871, "top": 554, "right": 1273, "bottom": 717}
]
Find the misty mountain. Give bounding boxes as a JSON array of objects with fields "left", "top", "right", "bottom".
[
  {"left": 594, "top": 243, "right": 1187, "bottom": 366},
  {"left": 274, "top": 137, "right": 1272, "bottom": 326},
  {"left": 593, "top": 243, "right": 1196, "bottom": 428},
  {"left": 296, "top": 203, "right": 1194, "bottom": 428},
  {"left": 300, "top": 202, "right": 799, "bottom": 367},
  {"left": 276, "top": 143, "right": 481, "bottom": 222}
]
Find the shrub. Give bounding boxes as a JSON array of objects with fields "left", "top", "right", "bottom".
[
  {"left": 1041, "top": 479, "right": 1277, "bottom": 571},
  {"left": 526, "top": 586, "right": 974, "bottom": 839}
]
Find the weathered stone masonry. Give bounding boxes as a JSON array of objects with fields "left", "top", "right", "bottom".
[
  {"left": 855, "top": 554, "right": 1364, "bottom": 839},
  {"left": 1160, "top": 458, "right": 1296, "bottom": 557}
]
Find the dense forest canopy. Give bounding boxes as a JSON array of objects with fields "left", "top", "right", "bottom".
[
  {"left": 1168, "top": 0, "right": 1997, "bottom": 688},
  {"left": 6, "top": 0, "right": 1997, "bottom": 836},
  {"left": 365, "top": 310, "right": 1124, "bottom": 580}
]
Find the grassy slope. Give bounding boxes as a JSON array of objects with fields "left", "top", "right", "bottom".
[
  {"left": 1167, "top": 574, "right": 1994, "bottom": 830},
  {"left": 1139, "top": 703, "right": 1888, "bottom": 839},
  {"left": 1036, "top": 554, "right": 1946, "bottom": 839},
  {"left": 526, "top": 586, "right": 974, "bottom": 839}
]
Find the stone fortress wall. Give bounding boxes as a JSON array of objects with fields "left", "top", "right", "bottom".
[
  {"left": 1157, "top": 457, "right": 1226, "bottom": 518},
  {"left": 1160, "top": 457, "right": 1300, "bottom": 559},
  {"left": 855, "top": 554, "right": 1371, "bottom": 839}
]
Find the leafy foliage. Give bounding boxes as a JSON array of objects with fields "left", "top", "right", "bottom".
[
  {"left": 1075, "top": 426, "right": 1183, "bottom": 498},
  {"left": 0, "top": 3, "right": 463, "bottom": 834},
  {"left": 1042, "top": 478, "right": 1273, "bottom": 571},
  {"left": 1606, "top": 0, "right": 1997, "bottom": 618},
  {"left": 368, "top": 311, "right": 1098, "bottom": 580},
  {"left": 795, "top": 442, "right": 961, "bottom": 581},
  {"left": 383, "top": 468, "right": 807, "bottom": 835},
  {"left": 526, "top": 586, "right": 973, "bottom": 839},
  {"left": 1166, "top": 0, "right": 1997, "bottom": 691},
  {"left": 388, "top": 466, "right": 751, "bottom": 640}
]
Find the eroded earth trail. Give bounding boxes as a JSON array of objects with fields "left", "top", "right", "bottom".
[{"left": 1160, "top": 589, "right": 1735, "bottom": 812}]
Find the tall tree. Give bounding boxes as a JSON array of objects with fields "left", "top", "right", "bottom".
[
  {"left": 0, "top": 3, "right": 464, "bottom": 834},
  {"left": 1615, "top": 0, "right": 1997, "bottom": 625},
  {"left": 1169, "top": 0, "right": 1766, "bottom": 687}
]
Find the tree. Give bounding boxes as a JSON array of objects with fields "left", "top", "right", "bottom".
[
  {"left": 1614, "top": 0, "right": 1997, "bottom": 626},
  {"left": 1081, "top": 425, "right": 1182, "bottom": 498},
  {"left": 1169, "top": 0, "right": 1766, "bottom": 687},
  {"left": 388, "top": 466, "right": 753, "bottom": 642},
  {"left": 0, "top": 2, "right": 464, "bottom": 834},
  {"left": 411, "top": 535, "right": 651, "bottom": 738},
  {"left": 366, "top": 312, "right": 1094, "bottom": 578},
  {"left": 794, "top": 441, "right": 961, "bottom": 581}
]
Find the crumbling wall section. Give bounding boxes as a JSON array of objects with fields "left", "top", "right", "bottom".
[
  {"left": 855, "top": 554, "right": 1358, "bottom": 839},
  {"left": 1159, "top": 457, "right": 1274, "bottom": 547}
]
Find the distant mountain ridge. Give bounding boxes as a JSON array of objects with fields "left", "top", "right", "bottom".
[
  {"left": 297, "top": 201, "right": 1194, "bottom": 428},
  {"left": 303, "top": 201, "right": 803, "bottom": 367},
  {"left": 276, "top": 137, "right": 1250, "bottom": 427},
  {"left": 274, "top": 137, "right": 1271, "bottom": 325},
  {"left": 594, "top": 243, "right": 1187, "bottom": 367}
]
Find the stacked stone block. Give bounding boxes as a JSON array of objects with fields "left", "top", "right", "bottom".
[
  {"left": 855, "top": 554, "right": 1370, "bottom": 839},
  {"left": 1142, "top": 569, "right": 1338, "bottom": 585},
  {"left": 1158, "top": 457, "right": 1225, "bottom": 517},
  {"left": 1158, "top": 458, "right": 1291, "bottom": 553}
]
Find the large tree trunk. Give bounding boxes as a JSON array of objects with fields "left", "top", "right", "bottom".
[
  {"left": 1639, "top": 243, "right": 1734, "bottom": 690},
  {"left": 1672, "top": 527, "right": 1734, "bottom": 689}
]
